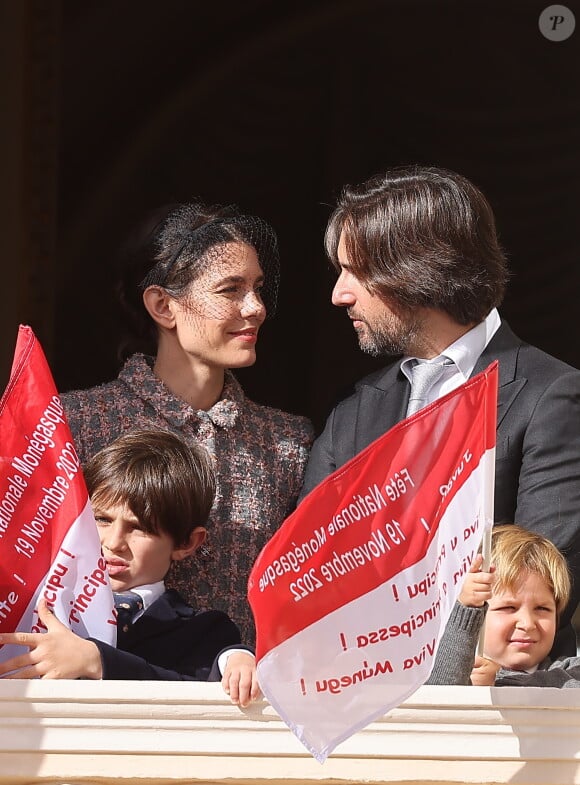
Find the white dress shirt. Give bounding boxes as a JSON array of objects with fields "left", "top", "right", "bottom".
[
  {"left": 126, "top": 581, "right": 164, "bottom": 623},
  {"left": 400, "top": 308, "right": 501, "bottom": 406}
]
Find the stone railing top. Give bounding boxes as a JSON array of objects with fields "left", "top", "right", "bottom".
[{"left": 1, "top": 680, "right": 580, "bottom": 785}]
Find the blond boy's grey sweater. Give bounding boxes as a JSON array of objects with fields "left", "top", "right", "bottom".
[{"left": 427, "top": 601, "right": 580, "bottom": 688}]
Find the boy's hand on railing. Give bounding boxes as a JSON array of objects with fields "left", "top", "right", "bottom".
[{"left": 221, "top": 651, "right": 261, "bottom": 708}]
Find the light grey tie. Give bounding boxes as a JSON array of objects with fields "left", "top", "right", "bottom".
[{"left": 406, "top": 361, "right": 450, "bottom": 416}]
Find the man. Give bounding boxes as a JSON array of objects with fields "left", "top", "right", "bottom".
[{"left": 299, "top": 165, "right": 580, "bottom": 657}]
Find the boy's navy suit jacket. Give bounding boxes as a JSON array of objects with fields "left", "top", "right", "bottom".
[{"left": 91, "top": 588, "right": 248, "bottom": 680}]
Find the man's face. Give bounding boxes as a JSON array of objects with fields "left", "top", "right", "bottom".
[{"left": 332, "top": 231, "right": 423, "bottom": 357}]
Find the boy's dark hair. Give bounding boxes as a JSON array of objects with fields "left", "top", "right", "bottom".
[
  {"left": 325, "top": 165, "right": 509, "bottom": 325},
  {"left": 83, "top": 429, "right": 216, "bottom": 548}
]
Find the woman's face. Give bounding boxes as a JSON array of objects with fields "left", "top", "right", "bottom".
[{"left": 172, "top": 242, "right": 267, "bottom": 369}]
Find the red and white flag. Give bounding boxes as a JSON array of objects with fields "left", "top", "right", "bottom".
[
  {"left": 248, "top": 361, "right": 498, "bottom": 762},
  {"left": 0, "top": 325, "right": 115, "bottom": 664}
]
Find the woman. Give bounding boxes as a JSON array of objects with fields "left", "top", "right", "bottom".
[{"left": 60, "top": 202, "right": 314, "bottom": 645}]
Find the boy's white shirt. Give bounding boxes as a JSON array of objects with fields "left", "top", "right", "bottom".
[
  {"left": 124, "top": 580, "right": 253, "bottom": 675},
  {"left": 128, "top": 581, "right": 162, "bottom": 620}
]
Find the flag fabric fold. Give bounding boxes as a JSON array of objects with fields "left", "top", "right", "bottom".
[
  {"left": 248, "top": 361, "right": 498, "bottom": 762},
  {"left": 0, "top": 325, "right": 115, "bottom": 665}
]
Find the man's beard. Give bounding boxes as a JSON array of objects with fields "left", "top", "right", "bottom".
[{"left": 355, "top": 312, "right": 423, "bottom": 357}]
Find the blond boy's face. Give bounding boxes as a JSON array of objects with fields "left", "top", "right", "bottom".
[{"left": 483, "top": 571, "right": 556, "bottom": 671}]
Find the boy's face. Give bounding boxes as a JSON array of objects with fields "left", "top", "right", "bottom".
[
  {"left": 94, "top": 501, "right": 182, "bottom": 592},
  {"left": 483, "top": 571, "right": 557, "bottom": 671}
]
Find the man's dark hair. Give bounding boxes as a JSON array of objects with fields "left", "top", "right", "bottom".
[
  {"left": 325, "top": 166, "right": 509, "bottom": 325},
  {"left": 84, "top": 429, "right": 216, "bottom": 548}
]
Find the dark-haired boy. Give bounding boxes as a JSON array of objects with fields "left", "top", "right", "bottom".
[{"left": 0, "top": 429, "right": 258, "bottom": 706}]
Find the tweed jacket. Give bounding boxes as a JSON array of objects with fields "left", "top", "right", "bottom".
[{"left": 61, "top": 354, "right": 315, "bottom": 646}]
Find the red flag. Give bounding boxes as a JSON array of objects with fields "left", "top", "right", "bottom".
[
  {"left": 248, "top": 362, "right": 498, "bottom": 761},
  {"left": 0, "top": 326, "right": 115, "bottom": 663}
]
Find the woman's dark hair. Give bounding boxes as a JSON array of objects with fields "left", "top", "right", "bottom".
[
  {"left": 115, "top": 204, "right": 178, "bottom": 359},
  {"left": 325, "top": 166, "right": 509, "bottom": 325},
  {"left": 116, "top": 201, "right": 280, "bottom": 360},
  {"left": 84, "top": 428, "right": 216, "bottom": 548}
]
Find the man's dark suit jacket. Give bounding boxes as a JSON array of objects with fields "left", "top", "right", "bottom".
[
  {"left": 299, "top": 321, "right": 580, "bottom": 657},
  {"left": 90, "top": 588, "right": 246, "bottom": 680}
]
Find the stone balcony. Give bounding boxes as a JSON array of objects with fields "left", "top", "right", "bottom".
[{"left": 1, "top": 680, "right": 579, "bottom": 785}]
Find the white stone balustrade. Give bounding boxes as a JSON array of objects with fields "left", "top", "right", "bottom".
[{"left": 1, "top": 680, "right": 579, "bottom": 785}]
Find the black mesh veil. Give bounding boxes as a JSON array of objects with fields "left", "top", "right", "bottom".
[{"left": 139, "top": 203, "right": 280, "bottom": 320}]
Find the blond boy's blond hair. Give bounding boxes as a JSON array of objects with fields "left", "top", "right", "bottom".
[{"left": 491, "top": 524, "right": 571, "bottom": 617}]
